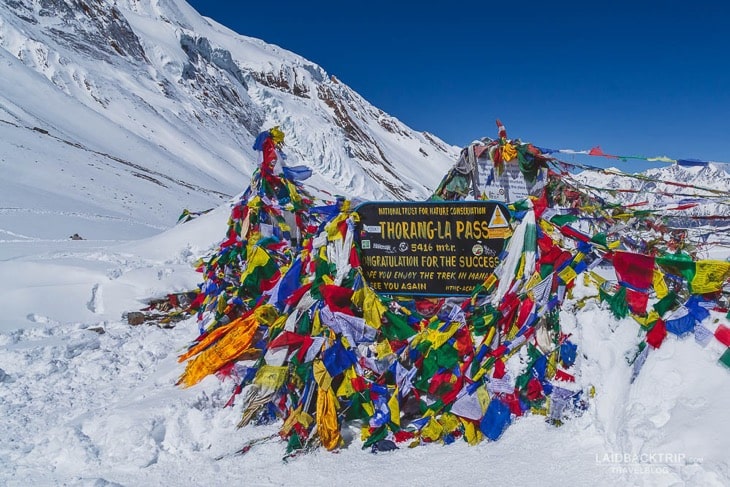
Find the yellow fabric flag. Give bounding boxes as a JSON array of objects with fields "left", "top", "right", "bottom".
[
  {"left": 538, "top": 219, "right": 555, "bottom": 237},
  {"left": 280, "top": 405, "right": 302, "bottom": 436},
  {"left": 285, "top": 180, "right": 302, "bottom": 207},
  {"left": 476, "top": 385, "right": 491, "bottom": 412},
  {"left": 312, "top": 309, "right": 323, "bottom": 335},
  {"left": 420, "top": 416, "right": 443, "bottom": 442},
  {"left": 375, "top": 340, "right": 393, "bottom": 359},
  {"left": 361, "top": 397, "right": 375, "bottom": 417},
  {"left": 587, "top": 271, "right": 607, "bottom": 288},
  {"left": 652, "top": 268, "right": 669, "bottom": 299},
  {"left": 691, "top": 260, "right": 730, "bottom": 294},
  {"left": 316, "top": 386, "right": 342, "bottom": 451},
  {"left": 461, "top": 418, "right": 483, "bottom": 446},
  {"left": 325, "top": 213, "right": 348, "bottom": 240},
  {"left": 501, "top": 142, "right": 517, "bottom": 162},
  {"left": 239, "top": 246, "right": 271, "bottom": 284},
  {"left": 546, "top": 350, "right": 557, "bottom": 380},
  {"left": 388, "top": 387, "right": 401, "bottom": 428},
  {"left": 336, "top": 367, "right": 357, "bottom": 397},
  {"left": 179, "top": 320, "right": 258, "bottom": 387},
  {"left": 177, "top": 319, "right": 237, "bottom": 363},
  {"left": 254, "top": 365, "right": 288, "bottom": 390},
  {"left": 472, "top": 366, "right": 487, "bottom": 382},
  {"left": 483, "top": 274, "right": 498, "bottom": 292},
  {"left": 525, "top": 271, "right": 542, "bottom": 292},
  {"left": 438, "top": 412, "right": 460, "bottom": 434},
  {"left": 362, "top": 286, "right": 386, "bottom": 329},
  {"left": 178, "top": 305, "right": 277, "bottom": 387},
  {"left": 516, "top": 254, "right": 526, "bottom": 282},
  {"left": 558, "top": 265, "right": 578, "bottom": 285},
  {"left": 424, "top": 320, "right": 460, "bottom": 350},
  {"left": 633, "top": 310, "right": 660, "bottom": 329},
  {"left": 313, "top": 359, "right": 333, "bottom": 392}
]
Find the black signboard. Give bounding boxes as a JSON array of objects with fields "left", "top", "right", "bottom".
[{"left": 355, "top": 201, "right": 512, "bottom": 296}]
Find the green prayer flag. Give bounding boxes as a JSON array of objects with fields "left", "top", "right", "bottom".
[
  {"left": 381, "top": 311, "right": 417, "bottom": 341},
  {"left": 346, "top": 392, "right": 372, "bottom": 421},
  {"left": 719, "top": 348, "right": 730, "bottom": 370},
  {"left": 362, "top": 425, "right": 388, "bottom": 448},
  {"left": 653, "top": 291, "right": 678, "bottom": 317},
  {"left": 515, "top": 371, "right": 531, "bottom": 391},
  {"left": 600, "top": 285, "right": 629, "bottom": 319},
  {"left": 656, "top": 251, "right": 696, "bottom": 283},
  {"left": 540, "top": 263, "right": 554, "bottom": 279},
  {"left": 433, "top": 345, "right": 459, "bottom": 370},
  {"left": 550, "top": 214, "right": 579, "bottom": 227},
  {"left": 287, "top": 432, "right": 303, "bottom": 453},
  {"left": 591, "top": 232, "right": 608, "bottom": 247}
]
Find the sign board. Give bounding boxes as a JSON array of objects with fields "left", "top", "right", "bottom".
[
  {"left": 477, "top": 158, "right": 547, "bottom": 203},
  {"left": 355, "top": 201, "right": 511, "bottom": 296}
]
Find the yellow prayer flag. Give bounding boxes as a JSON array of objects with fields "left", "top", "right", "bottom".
[
  {"left": 558, "top": 265, "right": 578, "bottom": 285},
  {"left": 547, "top": 350, "right": 557, "bottom": 380},
  {"left": 313, "top": 359, "right": 333, "bottom": 392},
  {"left": 239, "top": 246, "right": 271, "bottom": 284},
  {"left": 280, "top": 405, "right": 302, "bottom": 436},
  {"left": 362, "top": 285, "right": 386, "bottom": 329},
  {"left": 316, "top": 386, "right": 342, "bottom": 451},
  {"left": 388, "top": 387, "right": 401, "bottom": 428},
  {"left": 178, "top": 307, "right": 277, "bottom": 387},
  {"left": 461, "top": 418, "right": 483, "bottom": 446},
  {"left": 298, "top": 410, "right": 314, "bottom": 429},
  {"left": 516, "top": 254, "right": 526, "bottom": 282},
  {"left": 438, "top": 412, "right": 460, "bottom": 434},
  {"left": 420, "top": 417, "right": 443, "bottom": 442},
  {"left": 633, "top": 310, "right": 660, "bottom": 329},
  {"left": 587, "top": 271, "right": 607, "bottom": 288},
  {"left": 538, "top": 219, "right": 555, "bottom": 236},
  {"left": 483, "top": 274, "right": 498, "bottom": 292},
  {"left": 375, "top": 340, "right": 393, "bottom": 359},
  {"left": 525, "top": 271, "right": 542, "bottom": 292},
  {"left": 476, "top": 385, "right": 491, "bottom": 413},
  {"left": 325, "top": 213, "right": 348, "bottom": 240},
  {"left": 424, "top": 321, "right": 460, "bottom": 350},
  {"left": 501, "top": 142, "right": 517, "bottom": 162},
  {"left": 691, "top": 260, "right": 730, "bottom": 295},
  {"left": 254, "top": 365, "right": 288, "bottom": 390},
  {"left": 336, "top": 367, "right": 357, "bottom": 397},
  {"left": 312, "top": 309, "right": 323, "bottom": 335},
  {"left": 652, "top": 268, "right": 669, "bottom": 299}
]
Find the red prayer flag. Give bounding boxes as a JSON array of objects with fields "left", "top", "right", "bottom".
[
  {"left": 321, "top": 284, "right": 355, "bottom": 314},
  {"left": 588, "top": 146, "right": 618, "bottom": 159},
  {"left": 646, "top": 319, "right": 667, "bottom": 349},
  {"left": 493, "top": 358, "right": 506, "bottom": 379},
  {"left": 714, "top": 324, "right": 730, "bottom": 347},
  {"left": 625, "top": 288, "right": 649, "bottom": 315},
  {"left": 613, "top": 251, "right": 655, "bottom": 291},
  {"left": 554, "top": 369, "right": 575, "bottom": 382}
]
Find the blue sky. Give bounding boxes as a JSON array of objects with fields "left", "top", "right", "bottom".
[{"left": 187, "top": 1, "right": 729, "bottom": 170}]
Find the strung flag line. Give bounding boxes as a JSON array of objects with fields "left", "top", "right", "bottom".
[{"left": 538, "top": 145, "right": 730, "bottom": 167}]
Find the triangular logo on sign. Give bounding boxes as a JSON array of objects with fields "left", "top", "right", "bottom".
[{"left": 488, "top": 206, "right": 509, "bottom": 228}]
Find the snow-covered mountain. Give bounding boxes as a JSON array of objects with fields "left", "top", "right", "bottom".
[
  {"left": 571, "top": 163, "right": 730, "bottom": 222},
  {"left": 0, "top": 0, "right": 457, "bottom": 241}
]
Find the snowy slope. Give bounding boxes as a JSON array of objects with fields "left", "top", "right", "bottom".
[{"left": 1, "top": 2, "right": 729, "bottom": 487}]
